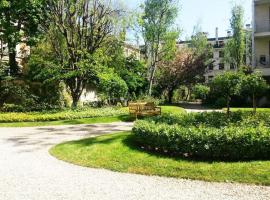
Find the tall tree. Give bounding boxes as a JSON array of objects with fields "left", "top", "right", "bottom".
[
  {"left": 158, "top": 48, "right": 207, "bottom": 103},
  {"left": 44, "top": 0, "right": 124, "bottom": 107},
  {"left": 0, "top": 0, "right": 44, "bottom": 76},
  {"left": 140, "top": 0, "right": 179, "bottom": 96},
  {"left": 210, "top": 71, "right": 243, "bottom": 115},
  {"left": 224, "top": 4, "right": 245, "bottom": 69},
  {"left": 241, "top": 72, "right": 268, "bottom": 114}
]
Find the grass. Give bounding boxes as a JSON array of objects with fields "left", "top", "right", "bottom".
[
  {"left": 0, "top": 116, "right": 129, "bottom": 127},
  {"left": 223, "top": 108, "right": 270, "bottom": 112},
  {"left": 50, "top": 131, "right": 270, "bottom": 186},
  {"left": 160, "top": 105, "right": 186, "bottom": 114},
  {"left": 0, "top": 106, "right": 185, "bottom": 127}
]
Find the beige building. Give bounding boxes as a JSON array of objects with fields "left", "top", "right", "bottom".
[
  {"left": 124, "top": 43, "right": 141, "bottom": 60},
  {"left": 0, "top": 39, "right": 30, "bottom": 70},
  {"left": 178, "top": 28, "right": 234, "bottom": 82},
  {"left": 253, "top": 0, "right": 270, "bottom": 79}
]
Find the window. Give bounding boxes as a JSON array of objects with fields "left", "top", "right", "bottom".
[
  {"left": 209, "top": 63, "right": 214, "bottom": 70},
  {"left": 219, "top": 63, "right": 225, "bottom": 70},
  {"left": 260, "top": 55, "right": 266, "bottom": 65},
  {"left": 219, "top": 50, "right": 224, "bottom": 58}
]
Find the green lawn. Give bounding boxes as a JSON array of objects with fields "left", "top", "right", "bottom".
[
  {"left": 0, "top": 106, "right": 185, "bottom": 127},
  {"left": 0, "top": 116, "right": 129, "bottom": 127},
  {"left": 50, "top": 132, "right": 270, "bottom": 185},
  {"left": 160, "top": 105, "right": 186, "bottom": 114},
  {"left": 223, "top": 108, "right": 270, "bottom": 112}
]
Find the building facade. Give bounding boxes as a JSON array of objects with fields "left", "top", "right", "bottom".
[
  {"left": 177, "top": 28, "right": 233, "bottom": 82},
  {"left": 253, "top": 0, "right": 270, "bottom": 80},
  {"left": 0, "top": 40, "right": 30, "bottom": 70}
]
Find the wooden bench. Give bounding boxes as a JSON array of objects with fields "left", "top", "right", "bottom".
[{"left": 128, "top": 102, "right": 161, "bottom": 118}]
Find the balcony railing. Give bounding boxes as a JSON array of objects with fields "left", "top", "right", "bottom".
[{"left": 255, "top": 19, "right": 270, "bottom": 33}]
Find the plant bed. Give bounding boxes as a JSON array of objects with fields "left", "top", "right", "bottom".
[{"left": 132, "top": 112, "right": 270, "bottom": 160}]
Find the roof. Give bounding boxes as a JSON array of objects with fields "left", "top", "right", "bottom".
[{"left": 177, "top": 36, "right": 231, "bottom": 44}]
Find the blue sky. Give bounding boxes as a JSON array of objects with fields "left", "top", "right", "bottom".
[{"left": 126, "top": 0, "right": 252, "bottom": 42}]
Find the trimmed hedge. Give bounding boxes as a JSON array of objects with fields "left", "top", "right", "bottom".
[
  {"left": 147, "top": 112, "right": 270, "bottom": 128},
  {"left": 0, "top": 107, "right": 128, "bottom": 123},
  {"left": 133, "top": 113, "right": 270, "bottom": 160}
]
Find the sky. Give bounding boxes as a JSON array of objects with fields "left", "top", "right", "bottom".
[{"left": 126, "top": 0, "right": 252, "bottom": 43}]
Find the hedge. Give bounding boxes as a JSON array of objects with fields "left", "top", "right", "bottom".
[
  {"left": 0, "top": 107, "right": 128, "bottom": 123},
  {"left": 146, "top": 112, "right": 270, "bottom": 128},
  {"left": 133, "top": 113, "right": 270, "bottom": 160}
]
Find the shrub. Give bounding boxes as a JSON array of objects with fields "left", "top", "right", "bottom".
[
  {"left": 193, "top": 84, "right": 210, "bottom": 100},
  {"left": 0, "top": 107, "right": 128, "bottom": 123},
  {"left": 133, "top": 112, "right": 270, "bottom": 160}
]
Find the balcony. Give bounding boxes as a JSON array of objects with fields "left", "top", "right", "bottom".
[
  {"left": 255, "top": 19, "right": 270, "bottom": 36},
  {"left": 255, "top": 0, "right": 270, "bottom": 5}
]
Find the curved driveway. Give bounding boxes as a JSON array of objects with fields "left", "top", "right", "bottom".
[{"left": 0, "top": 122, "right": 269, "bottom": 200}]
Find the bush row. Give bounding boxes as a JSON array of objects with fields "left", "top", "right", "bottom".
[
  {"left": 0, "top": 107, "right": 128, "bottom": 123},
  {"left": 133, "top": 114, "right": 270, "bottom": 160},
  {"left": 147, "top": 112, "right": 270, "bottom": 128}
]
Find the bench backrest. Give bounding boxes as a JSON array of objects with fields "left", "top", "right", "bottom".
[{"left": 128, "top": 102, "right": 156, "bottom": 113}]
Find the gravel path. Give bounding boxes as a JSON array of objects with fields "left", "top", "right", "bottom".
[{"left": 0, "top": 122, "right": 269, "bottom": 200}]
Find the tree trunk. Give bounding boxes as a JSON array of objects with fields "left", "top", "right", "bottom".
[
  {"left": 71, "top": 92, "right": 81, "bottom": 108},
  {"left": 148, "top": 64, "right": 156, "bottom": 96},
  {"left": 167, "top": 89, "right": 174, "bottom": 104},
  {"left": 8, "top": 45, "right": 18, "bottom": 76},
  {"left": 226, "top": 96, "right": 230, "bottom": 116},
  {"left": 253, "top": 93, "right": 257, "bottom": 115},
  {"left": 68, "top": 78, "right": 84, "bottom": 108}
]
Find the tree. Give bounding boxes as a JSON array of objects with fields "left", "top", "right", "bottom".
[
  {"left": 210, "top": 71, "right": 243, "bottom": 115},
  {"left": 241, "top": 72, "right": 269, "bottom": 114},
  {"left": 117, "top": 56, "right": 148, "bottom": 100},
  {"left": 44, "top": 0, "right": 124, "bottom": 107},
  {"left": 98, "top": 69, "right": 128, "bottom": 105},
  {"left": 193, "top": 84, "right": 210, "bottom": 101},
  {"left": 158, "top": 48, "right": 207, "bottom": 103},
  {"left": 0, "top": 0, "right": 45, "bottom": 75},
  {"left": 224, "top": 4, "right": 245, "bottom": 69},
  {"left": 140, "top": 0, "right": 179, "bottom": 96}
]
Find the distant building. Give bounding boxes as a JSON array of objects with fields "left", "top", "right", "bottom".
[
  {"left": 123, "top": 43, "right": 142, "bottom": 60},
  {"left": 0, "top": 39, "right": 30, "bottom": 70},
  {"left": 177, "top": 28, "right": 233, "bottom": 83},
  {"left": 252, "top": 0, "right": 270, "bottom": 81}
]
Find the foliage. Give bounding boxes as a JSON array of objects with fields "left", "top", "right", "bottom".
[
  {"left": 0, "top": 107, "right": 128, "bottom": 123},
  {"left": 133, "top": 112, "right": 270, "bottom": 160},
  {"left": 223, "top": 108, "right": 270, "bottom": 113},
  {"left": 98, "top": 70, "right": 128, "bottom": 104},
  {"left": 193, "top": 84, "right": 210, "bottom": 100},
  {"left": 157, "top": 48, "right": 208, "bottom": 103},
  {"left": 0, "top": 0, "right": 45, "bottom": 75},
  {"left": 0, "top": 80, "right": 35, "bottom": 108},
  {"left": 241, "top": 72, "right": 269, "bottom": 113},
  {"left": 112, "top": 54, "right": 148, "bottom": 100},
  {"left": 224, "top": 4, "right": 245, "bottom": 69},
  {"left": 136, "top": 95, "right": 165, "bottom": 106},
  {"left": 210, "top": 71, "right": 243, "bottom": 114},
  {"left": 42, "top": 0, "right": 125, "bottom": 107},
  {"left": 139, "top": 0, "right": 179, "bottom": 95},
  {"left": 0, "top": 79, "right": 69, "bottom": 111},
  {"left": 190, "top": 25, "right": 213, "bottom": 65}
]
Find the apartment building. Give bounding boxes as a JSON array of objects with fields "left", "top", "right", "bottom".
[
  {"left": 178, "top": 28, "right": 233, "bottom": 82},
  {"left": 124, "top": 43, "right": 141, "bottom": 60},
  {"left": 253, "top": 0, "right": 270, "bottom": 80},
  {"left": 0, "top": 39, "right": 30, "bottom": 71}
]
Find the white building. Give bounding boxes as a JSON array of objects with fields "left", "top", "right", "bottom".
[
  {"left": 0, "top": 39, "right": 30, "bottom": 71},
  {"left": 252, "top": 0, "right": 270, "bottom": 81},
  {"left": 178, "top": 28, "right": 234, "bottom": 82}
]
